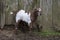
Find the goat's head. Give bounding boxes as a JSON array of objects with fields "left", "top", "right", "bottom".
[{"left": 34, "top": 8, "right": 42, "bottom": 16}]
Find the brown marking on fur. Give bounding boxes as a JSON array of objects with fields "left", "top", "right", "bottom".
[{"left": 29, "top": 8, "right": 42, "bottom": 32}]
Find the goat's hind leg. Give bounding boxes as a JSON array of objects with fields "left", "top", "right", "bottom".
[{"left": 13, "top": 23, "right": 18, "bottom": 34}]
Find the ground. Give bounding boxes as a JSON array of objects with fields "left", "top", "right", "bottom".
[{"left": 0, "top": 26, "right": 60, "bottom": 40}]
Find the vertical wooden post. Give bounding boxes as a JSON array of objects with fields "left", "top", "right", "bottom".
[
  {"left": 0, "top": 0, "right": 5, "bottom": 29},
  {"left": 40, "top": 0, "right": 53, "bottom": 32}
]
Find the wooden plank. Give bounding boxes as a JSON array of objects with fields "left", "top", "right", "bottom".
[
  {"left": 40, "top": 0, "right": 53, "bottom": 32},
  {"left": 52, "top": 0, "right": 60, "bottom": 31},
  {"left": 0, "top": 0, "right": 5, "bottom": 28}
]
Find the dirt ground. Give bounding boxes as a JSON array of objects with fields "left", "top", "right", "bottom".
[
  {"left": 0, "top": 30, "right": 60, "bottom": 40},
  {"left": 0, "top": 26, "right": 60, "bottom": 40}
]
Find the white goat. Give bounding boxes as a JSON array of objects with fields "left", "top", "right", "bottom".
[{"left": 16, "top": 9, "right": 31, "bottom": 25}]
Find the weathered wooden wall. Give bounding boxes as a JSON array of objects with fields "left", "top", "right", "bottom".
[
  {"left": 40, "top": 0, "right": 53, "bottom": 32},
  {"left": 52, "top": 0, "right": 60, "bottom": 31},
  {"left": 0, "top": 0, "right": 60, "bottom": 32},
  {"left": 0, "top": 0, "right": 6, "bottom": 28}
]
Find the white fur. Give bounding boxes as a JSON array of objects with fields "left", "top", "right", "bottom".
[
  {"left": 38, "top": 8, "right": 41, "bottom": 12},
  {"left": 10, "top": 12, "right": 13, "bottom": 14},
  {"left": 16, "top": 10, "right": 31, "bottom": 25}
]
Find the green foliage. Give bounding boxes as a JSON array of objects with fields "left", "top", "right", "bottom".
[{"left": 33, "top": 31, "right": 60, "bottom": 36}]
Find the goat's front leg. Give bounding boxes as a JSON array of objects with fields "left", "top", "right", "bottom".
[{"left": 29, "top": 22, "right": 33, "bottom": 33}]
